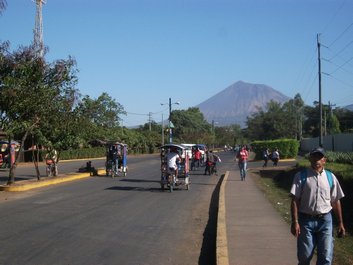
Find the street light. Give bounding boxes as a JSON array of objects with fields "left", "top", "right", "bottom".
[{"left": 161, "top": 98, "right": 180, "bottom": 143}]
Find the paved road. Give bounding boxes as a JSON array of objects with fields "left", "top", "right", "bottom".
[{"left": 0, "top": 153, "right": 233, "bottom": 265}]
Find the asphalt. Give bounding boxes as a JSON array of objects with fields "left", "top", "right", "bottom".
[
  {"left": 217, "top": 167, "right": 299, "bottom": 265},
  {"left": 1, "top": 159, "right": 301, "bottom": 265}
]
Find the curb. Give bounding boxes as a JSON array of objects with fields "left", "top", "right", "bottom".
[
  {"left": 216, "top": 170, "right": 229, "bottom": 265},
  {"left": 0, "top": 168, "right": 106, "bottom": 192}
]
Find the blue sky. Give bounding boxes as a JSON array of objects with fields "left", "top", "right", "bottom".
[{"left": 1, "top": 0, "right": 353, "bottom": 127}]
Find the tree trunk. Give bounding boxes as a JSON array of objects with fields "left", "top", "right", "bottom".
[
  {"left": 32, "top": 146, "right": 41, "bottom": 181},
  {"left": 7, "top": 129, "right": 30, "bottom": 185}
]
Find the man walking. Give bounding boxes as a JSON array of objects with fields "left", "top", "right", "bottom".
[{"left": 290, "top": 147, "right": 345, "bottom": 265}]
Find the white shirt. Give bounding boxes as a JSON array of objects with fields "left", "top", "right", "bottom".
[
  {"left": 167, "top": 152, "right": 180, "bottom": 169},
  {"left": 290, "top": 168, "right": 345, "bottom": 215}
]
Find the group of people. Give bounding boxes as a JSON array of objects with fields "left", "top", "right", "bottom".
[{"left": 262, "top": 147, "right": 280, "bottom": 167}]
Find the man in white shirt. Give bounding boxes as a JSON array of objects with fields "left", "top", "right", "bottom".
[
  {"left": 167, "top": 148, "right": 181, "bottom": 177},
  {"left": 290, "top": 147, "right": 345, "bottom": 265}
]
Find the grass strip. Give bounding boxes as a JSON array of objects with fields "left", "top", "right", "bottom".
[{"left": 251, "top": 161, "right": 353, "bottom": 265}]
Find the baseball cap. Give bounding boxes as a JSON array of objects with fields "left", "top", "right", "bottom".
[{"left": 309, "top": 147, "right": 325, "bottom": 157}]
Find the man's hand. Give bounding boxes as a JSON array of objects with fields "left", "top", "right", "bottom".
[
  {"left": 291, "top": 222, "right": 300, "bottom": 237},
  {"left": 337, "top": 223, "right": 346, "bottom": 238}
]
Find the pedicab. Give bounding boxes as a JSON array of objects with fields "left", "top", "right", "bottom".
[
  {"left": 0, "top": 140, "right": 20, "bottom": 169},
  {"left": 105, "top": 141, "right": 128, "bottom": 177},
  {"left": 160, "top": 144, "right": 190, "bottom": 192}
]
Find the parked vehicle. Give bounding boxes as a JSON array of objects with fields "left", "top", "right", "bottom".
[
  {"left": 160, "top": 144, "right": 190, "bottom": 192},
  {"left": 181, "top": 143, "right": 194, "bottom": 159}
]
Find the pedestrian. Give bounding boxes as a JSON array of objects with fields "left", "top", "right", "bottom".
[
  {"left": 211, "top": 152, "right": 221, "bottom": 176},
  {"left": 290, "top": 147, "right": 345, "bottom": 265},
  {"left": 272, "top": 148, "right": 280, "bottom": 166},
  {"left": 204, "top": 150, "right": 214, "bottom": 175},
  {"left": 193, "top": 148, "right": 201, "bottom": 170},
  {"left": 236, "top": 146, "right": 248, "bottom": 181},
  {"left": 262, "top": 147, "right": 270, "bottom": 167}
]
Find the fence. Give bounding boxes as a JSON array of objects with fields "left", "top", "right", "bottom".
[{"left": 301, "top": 133, "right": 353, "bottom": 152}]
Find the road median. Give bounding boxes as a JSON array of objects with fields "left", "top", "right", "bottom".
[
  {"left": 216, "top": 170, "right": 230, "bottom": 265},
  {"left": 0, "top": 168, "right": 106, "bottom": 192}
]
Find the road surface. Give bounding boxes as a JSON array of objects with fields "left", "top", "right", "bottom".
[{"left": 0, "top": 152, "right": 237, "bottom": 265}]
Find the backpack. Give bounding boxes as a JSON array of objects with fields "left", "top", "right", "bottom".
[{"left": 300, "top": 169, "right": 333, "bottom": 190}]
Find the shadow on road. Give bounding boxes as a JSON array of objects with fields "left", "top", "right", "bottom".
[
  {"left": 198, "top": 173, "right": 224, "bottom": 265},
  {"left": 120, "top": 178, "right": 161, "bottom": 184}
]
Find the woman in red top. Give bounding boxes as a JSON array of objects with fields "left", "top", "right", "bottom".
[{"left": 236, "top": 146, "right": 248, "bottom": 181}]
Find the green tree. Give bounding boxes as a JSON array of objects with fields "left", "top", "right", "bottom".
[
  {"left": 327, "top": 113, "right": 341, "bottom": 134},
  {"left": 75, "top": 93, "right": 126, "bottom": 142},
  {"left": 214, "top": 124, "right": 242, "bottom": 148},
  {"left": 0, "top": 43, "right": 79, "bottom": 183},
  {"left": 246, "top": 96, "right": 305, "bottom": 141},
  {"left": 171, "top": 107, "right": 211, "bottom": 144},
  {"left": 0, "top": 0, "right": 6, "bottom": 14},
  {"left": 334, "top": 108, "right": 353, "bottom": 133},
  {"left": 288, "top": 93, "right": 305, "bottom": 139},
  {"left": 247, "top": 101, "right": 289, "bottom": 140}
]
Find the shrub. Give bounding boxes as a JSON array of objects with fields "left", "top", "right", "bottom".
[{"left": 251, "top": 139, "right": 299, "bottom": 160}]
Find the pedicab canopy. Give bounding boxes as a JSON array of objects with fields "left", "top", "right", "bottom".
[{"left": 160, "top": 144, "right": 190, "bottom": 159}]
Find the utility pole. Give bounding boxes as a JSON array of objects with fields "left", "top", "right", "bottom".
[
  {"left": 161, "top": 114, "right": 164, "bottom": 146},
  {"left": 148, "top": 112, "right": 152, "bottom": 131},
  {"left": 33, "top": 0, "right": 46, "bottom": 58},
  {"left": 328, "top": 101, "right": 336, "bottom": 116},
  {"left": 161, "top": 98, "right": 179, "bottom": 144},
  {"left": 168, "top": 98, "right": 172, "bottom": 143},
  {"left": 317, "top": 34, "right": 323, "bottom": 147}
]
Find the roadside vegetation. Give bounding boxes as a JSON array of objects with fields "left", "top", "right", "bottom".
[{"left": 252, "top": 158, "right": 353, "bottom": 265}]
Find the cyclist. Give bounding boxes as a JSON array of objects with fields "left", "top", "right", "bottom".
[{"left": 45, "top": 148, "right": 58, "bottom": 176}]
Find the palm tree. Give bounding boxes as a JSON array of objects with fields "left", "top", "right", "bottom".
[{"left": 0, "top": 0, "right": 7, "bottom": 14}]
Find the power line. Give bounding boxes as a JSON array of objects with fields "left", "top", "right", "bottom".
[
  {"left": 328, "top": 21, "right": 353, "bottom": 47},
  {"left": 320, "top": 0, "right": 347, "bottom": 37},
  {"left": 125, "top": 112, "right": 149, "bottom": 116},
  {"left": 125, "top": 107, "right": 169, "bottom": 117},
  {"left": 328, "top": 56, "right": 353, "bottom": 75},
  {"left": 327, "top": 39, "right": 353, "bottom": 61}
]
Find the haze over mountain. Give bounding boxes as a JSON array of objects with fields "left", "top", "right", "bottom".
[
  {"left": 197, "top": 81, "right": 290, "bottom": 127},
  {"left": 344, "top": 104, "right": 353, "bottom": 111}
]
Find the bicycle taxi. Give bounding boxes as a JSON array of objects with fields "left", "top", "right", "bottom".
[
  {"left": 160, "top": 144, "right": 190, "bottom": 192},
  {"left": 105, "top": 141, "right": 128, "bottom": 177},
  {"left": 0, "top": 140, "right": 20, "bottom": 169}
]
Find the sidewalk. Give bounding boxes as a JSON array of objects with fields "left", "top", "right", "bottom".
[{"left": 218, "top": 169, "right": 298, "bottom": 265}]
